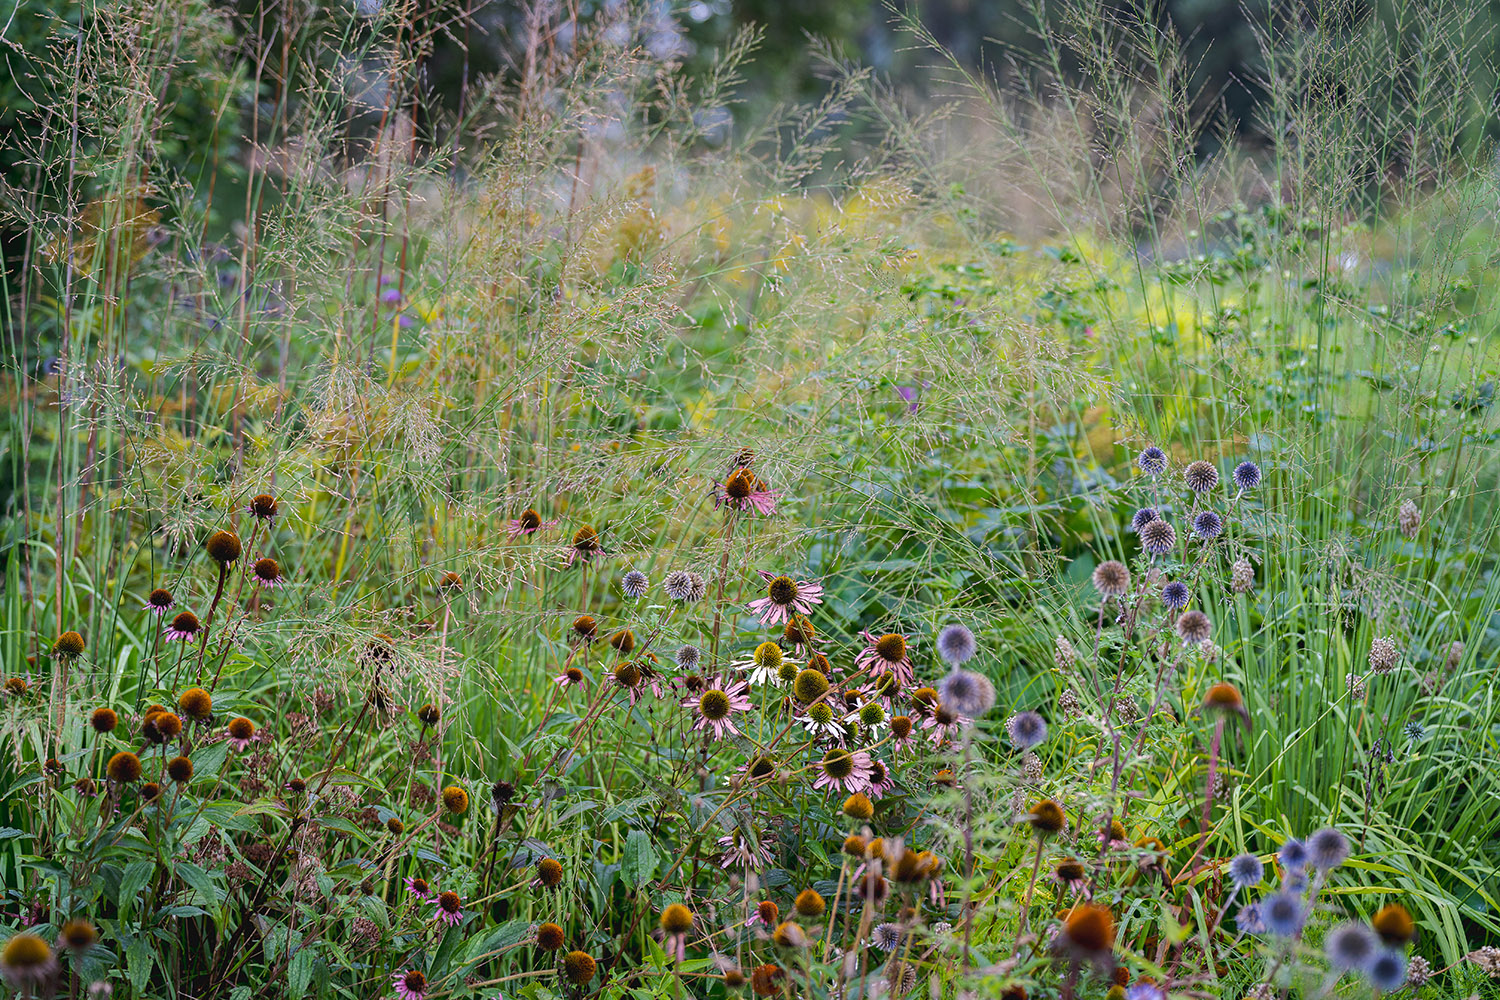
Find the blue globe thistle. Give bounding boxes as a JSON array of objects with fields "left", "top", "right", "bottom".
[
  {"left": 1325, "top": 922, "right": 1378, "bottom": 972},
  {"left": 1138, "top": 446, "right": 1167, "bottom": 476},
  {"left": 1282, "top": 869, "right": 1309, "bottom": 894},
  {"left": 1160, "top": 581, "right": 1190, "bottom": 611},
  {"left": 1131, "top": 507, "right": 1159, "bottom": 532},
  {"left": 1403, "top": 719, "right": 1426, "bottom": 742},
  {"left": 1278, "top": 838, "right": 1309, "bottom": 872},
  {"left": 1140, "top": 519, "right": 1176, "bottom": 556},
  {"left": 1184, "top": 460, "right": 1219, "bottom": 493},
  {"left": 939, "top": 670, "right": 995, "bottom": 717},
  {"left": 1192, "top": 510, "right": 1223, "bottom": 541},
  {"left": 1307, "top": 827, "right": 1350, "bottom": 871},
  {"left": 1233, "top": 461, "right": 1262, "bottom": 491},
  {"left": 1125, "top": 984, "right": 1165, "bottom": 1000},
  {"left": 1263, "top": 892, "right": 1306, "bottom": 937},
  {"left": 936, "top": 623, "right": 977, "bottom": 666},
  {"left": 1006, "top": 710, "right": 1048, "bottom": 750},
  {"left": 1366, "top": 949, "right": 1407, "bottom": 990},
  {"left": 1228, "top": 853, "right": 1264, "bottom": 888},
  {"left": 1236, "top": 902, "right": 1264, "bottom": 934},
  {"left": 620, "top": 570, "right": 649, "bottom": 599}
]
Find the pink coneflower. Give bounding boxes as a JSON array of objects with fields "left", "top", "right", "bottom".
[
  {"left": 392, "top": 970, "right": 428, "bottom": 1000},
  {"left": 251, "top": 557, "right": 284, "bottom": 589},
  {"left": 145, "top": 588, "right": 175, "bottom": 616},
  {"left": 225, "top": 717, "right": 256, "bottom": 751},
  {"left": 921, "top": 704, "right": 968, "bottom": 746},
  {"left": 689, "top": 679, "right": 752, "bottom": 740},
  {"left": 404, "top": 876, "right": 435, "bottom": 902},
  {"left": 507, "top": 508, "right": 558, "bottom": 538},
  {"left": 555, "top": 666, "right": 585, "bottom": 688},
  {"left": 563, "top": 525, "right": 606, "bottom": 566},
  {"left": 746, "top": 899, "right": 779, "bottom": 928},
  {"left": 717, "top": 829, "right": 775, "bottom": 874},
  {"left": 856, "top": 631, "right": 916, "bottom": 686},
  {"left": 433, "top": 890, "right": 464, "bottom": 927},
  {"left": 714, "top": 467, "right": 780, "bottom": 516},
  {"left": 747, "top": 571, "right": 823, "bottom": 626},
  {"left": 1053, "top": 859, "right": 1090, "bottom": 896},
  {"left": 813, "top": 747, "right": 873, "bottom": 795},
  {"left": 866, "top": 758, "right": 896, "bottom": 799},
  {"left": 164, "top": 611, "right": 202, "bottom": 641},
  {"left": 737, "top": 755, "right": 777, "bottom": 789}
]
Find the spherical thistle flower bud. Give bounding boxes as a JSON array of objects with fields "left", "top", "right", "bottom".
[
  {"left": 1372, "top": 903, "right": 1415, "bottom": 946},
  {"left": 1230, "top": 557, "right": 1255, "bottom": 593},
  {"left": 1027, "top": 798, "right": 1066, "bottom": 837},
  {"left": 536, "top": 857, "right": 564, "bottom": 887},
  {"left": 1368, "top": 636, "right": 1399, "bottom": 674},
  {"left": 1006, "top": 710, "right": 1048, "bottom": 750},
  {"left": 1160, "top": 581, "right": 1191, "bottom": 611},
  {"left": 1192, "top": 510, "right": 1223, "bottom": 541},
  {"left": 205, "top": 530, "right": 242, "bottom": 565},
  {"left": 1307, "top": 827, "right": 1350, "bottom": 870},
  {"left": 1233, "top": 461, "right": 1262, "bottom": 491},
  {"left": 1406, "top": 955, "right": 1433, "bottom": 988},
  {"left": 750, "top": 963, "right": 784, "bottom": 997},
  {"left": 107, "top": 751, "right": 142, "bottom": 783},
  {"left": 0, "top": 931, "right": 55, "bottom": 987},
  {"left": 782, "top": 891, "right": 822, "bottom": 926},
  {"left": 674, "top": 644, "right": 701, "bottom": 670},
  {"left": 1367, "top": 949, "right": 1407, "bottom": 991},
  {"left": 417, "top": 703, "right": 440, "bottom": 727},
  {"left": 1131, "top": 507, "right": 1159, "bottom": 533},
  {"left": 620, "top": 570, "right": 649, "bottom": 599},
  {"left": 60, "top": 919, "right": 97, "bottom": 953},
  {"left": 1092, "top": 560, "right": 1131, "bottom": 598},
  {"left": 1140, "top": 519, "right": 1176, "bottom": 557},
  {"left": 772, "top": 921, "right": 809, "bottom": 948},
  {"left": 1325, "top": 921, "right": 1378, "bottom": 972},
  {"left": 937, "top": 669, "right": 994, "bottom": 718},
  {"left": 1184, "top": 460, "right": 1219, "bottom": 493},
  {"left": 842, "top": 792, "right": 874, "bottom": 821},
  {"left": 90, "top": 707, "right": 118, "bottom": 733},
  {"left": 54, "top": 631, "right": 86, "bottom": 658},
  {"left": 936, "top": 623, "right": 977, "bottom": 665},
  {"left": 248, "top": 494, "right": 280, "bottom": 520},
  {"left": 1397, "top": 499, "right": 1421, "bottom": 538},
  {"left": 608, "top": 629, "right": 636, "bottom": 655},
  {"left": 178, "top": 687, "right": 213, "bottom": 722},
  {"left": 562, "top": 950, "right": 596, "bottom": 985},
  {"left": 1228, "top": 853, "right": 1263, "bottom": 888},
  {"left": 442, "top": 785, "right": 469, "bottom": 815},
  {"left": 536, "top": 922, "right": 565, "bottom": 951},
  {"left": 386, "top": 817, "right": 405, "bottom": 835},
  {"left": 1137, "top": 446, "right": 1167, "bottom": 476},
  {"left": 1177, "top": 610, "right": 1212, "bottom": 645},
  {"left": 792, "top": 668, "right": 829, "bottom": 705},
  {"left": 167, "top": 756, "right": 194, "bottom": 783}
]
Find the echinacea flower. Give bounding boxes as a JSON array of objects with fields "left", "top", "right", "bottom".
[
  {"left": 717, "top": 829, "right": 775, "bottom": 874},
  {"left": 1053, "top": 903, "right": 1116, "bottom": 970},
  {"left": 0, "top": 932, "right": 57, "bottom": 991},
  {"left": 251, "top": 557, "right": 284, "bottom": 588},
  {"left": 813, "top": 747, "right": 873, "bottom": 795},
  {"left": 747, "top": 572, "right": 824, "bottom": 626},
  {"left": 563, "top": 525, "right": 606, "bottom": 566},
  {"left": 921, "top": 704, "right": 968, "bottom": 747},
  {"left": 433, "top": 891, "right": 465, "bottom": 927},
  {"left": 507, "top": 508, "right": 558, "bottom": 537},
  {"left": 855, "top": 631, "right": 915, "bottom": 686},
  {"left": 746, "top": 900, "right": 778, "bottom": 927},
  {"left": 689, "top": 679, "right": 752, "bottom": 740},
  {"left": 404, "top": 876, "right": 435, "bottom": 901},
  {"left": 1053, "top": 858, "right": 1089, "bottom": 894},
  {"left": 714, "top": 467, "right": 780, "bottom": 516},
  {"left": 165, "top": 611, "right": 203, "bottom": 641},
  {"left": 225, "top": 717, "right": 256, "bottom": 751},
  {"left": 247, "top": 493, "right": 280, "bottom": 521},
  {"left": 555, "top": 666, "right": 584, "bottom": 688},
  {"left": 866, "top": 758, "right": 895, "bottom": 798},
  {"left": 799, "top": 701, "right": 845, "bottom": 741},
  {"left": 738, "top": 641, "right": 791, "bottom": 687},
  {"left": 145, "top": 588, "right": 175, "bottom": 615},
  {"left": 392, "top": 969, "right": 428, "bottom": 1000}
]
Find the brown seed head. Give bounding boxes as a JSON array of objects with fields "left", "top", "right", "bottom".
[
  {"left": 659, "top": 903, "right": 694, "bottom": 935},
  {"left": 90, "top": 707, "right": 118, "bottom": 733},
  {"left": 442, "top": 786, "right": 469, "bottom": 814},
  {"left": 563, "top": 950, "right": 596, "bottom": 985},
  {"left": 54, "top": 631, "right": 86, "bottom": 658},
  {"left": 874, "top": 633, "right": 907, "bottom": 662},
  {"left": 794, "top": 888, "right": 825, "bottom": 918},
  {"left": 536, "top": 857, "right": 563, "bottom": 887},
  {"left": 205, "top": 530, "right": 242, "bottom": 565},
  {"left": 536, "top": 922, "right": 565, "bottom": 950},
  {"left": 107, "top": 751, "right": 142, "bottom": 783},
  {"left": 1028, "top": 799, "right": 1067, "bottom": 836},
  {"left": 167, "top": 756, "right": 194, "bottom": 783},
  {"left": 178, "top": 688, "right": 212, "bottom": 721}
]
